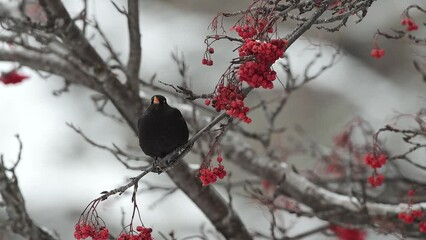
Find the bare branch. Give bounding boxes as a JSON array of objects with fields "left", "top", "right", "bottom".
[
  {"left": 0, "top": 137, "right": 58, "bottom": 240},
  {"left": 220, "top": 133, "right": 426, "bottom": 228},
  {"left": 98, "top": 166, "right": 153, "bottom": 201},
  {"left": 39, "top": 0, "right": 106, "bottom": 65},
  {"left": 126, "top": 0, "right": 141, "bottom": 92},
  {"left": 286, "top": 0, "right": 332, "bottom": 47},
  {"left": 91, "top": 94, "right": 125, "bottom": 123},
  {"left": 67, "top": 122, "right": 148, "bottom": 170},
  {"left": 0, "top": 47, "right": 102, "bottom": 91},
  {"left": 414, "top": 61, "right": 426, "bottom": 82}
]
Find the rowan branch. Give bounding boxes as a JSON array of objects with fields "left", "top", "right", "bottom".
[
  {"left": 67, "top": 123, "right": 148, "bottom": 170},
  {"left": 38, "top": 0, "right": 106, "bottom": 65},
  {"left": 126, "top": 0, "right": 142, "bottom": 92},
  {"left": 0, "top": 47, "right": 102, "bottom": 91},
  {"left": 220, "top": 132, "right": 426, "bottom": 233},
  {"left": 0, "top": 136, "right": 58, "bottom": 240}
]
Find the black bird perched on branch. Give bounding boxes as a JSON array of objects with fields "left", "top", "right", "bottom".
[{"left": 138, "top": 95, "right": 189, "bottom": 159}]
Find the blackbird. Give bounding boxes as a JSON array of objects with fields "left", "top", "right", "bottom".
[{"left": 138, "top": 95, "right": 189, "bottom": 159}]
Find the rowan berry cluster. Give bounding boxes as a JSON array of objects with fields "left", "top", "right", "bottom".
[
  {"left": 235, "top": 24, "right": 257, "bottom": 39},
  {"left": 367, "top": 174, "right": 384, "bottom": 188},
  {"left": 420, "top": 222, "right": 426, "bottom": 233},
  {"left": 234, "top": 19, "right": 272, "bottom": 39},
  {"left": 199, "top": 156, "right": 227, "bottom": 186},
  {"left": 401, "top": 17, "right": 418, "bottom": 31},
  {"left": 117, "top": 226, "right": 153, "bottom": 240},
  {"left": 238, "top": 39, "right": 287, "bottom": 88},
  {"left": 398, "top": 210, "right": 423, "bottom": 224},
  {"left": 396, "top": 189, "right": 426, "bottom": 233},
  {"left": 202, "top": 47, "right": 215, "bottom": 66},
  {"left": 329, "top": 225, "right": 366, "bottom": 240},
  {"left": 370, "top": 48, "right": 385, "bottom": 59},
  {"left": 238, "top": 39, "right": 287, "bottom": 64},
  {"left": 364, "top": 152, "right": 387, "bottom": 188},
  {"left": 203, "top": 13, "right": 286, "bottom": 123},
  {"left": 0, "top": 70, "right": 29, "bottom": 85},
  {"left": 211, "top": 84, "right": 252, "bottom": 123},
  {"left": 74, "top": 223, "right": 109, "bottom": 240},
  {"left": 364, "top": 153, "right": 387, "bottom": 168},
  {"left": 201, "top": 58, "right": 213, "bottom": 66}
]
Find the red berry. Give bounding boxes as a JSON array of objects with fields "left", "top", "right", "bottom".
[
  {"left": 368, "top": 174, "right": 384, "bottom": 188},
  {"left": 0, "top": 70, "right": 29, "bottom": 85},
  {"left": 237, "top": 39, "right": 286, "bottom": 89},
  {"left": 370, "top": 48, "right": 385, "bottom": 59},
  {"left": 208, "top": 47, "right": 215, "bottom": 54},
  {"left": 205, "top": 99, "right": 211, "bottom": 106},
  {"left": 202, "top": 58, "right": 208, "bottom": 65},
  {"left": 207, "top": 60, "right": 213, "bottom": 66},
  {"left": 407, "top": 24, "right": 418, "bottom": 31},
  {"left": 330, "top": 225, "right": 366, "bottom": 240},
  {"left": 419, "top": 221, "right": 426, "bottom": 233},
  {"left": 210, "top": 84, "right": 252, "bottom": 123},
  {"left": 398, "top": 212, "right": 415, "bottom": 224},
  {"left": 412, "top": 209, "right": 423, "bottom": 219},
  {"left": 401, "top": 17, "right": 419, "bottom": 31},
  {"left": 364, "top": 153, "right": 387, "bottom": 169}
]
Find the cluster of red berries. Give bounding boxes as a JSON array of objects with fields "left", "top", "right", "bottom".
[
  {"left": 401, "top": 17, "right": 418, "bottom": 31},
  {"left": 239, "top": 39, "right": 287, "bottom": 64},
  {"left": 0, "top": 70, "right": 29, "bottom": 85},
  {"left": 364, "top": 153, "right": 387, "bottom": 168},
  {"left": 370, "top": 48, "right": 385, "bottom": 59},
  {"left": 420, "top": 222, "right": 426, "bottom": 233},
  {"left": 233, "top": 19, "right": 273, "bottom": 39},
  {"left": 329, "top": 225, "right": 366, "bottom": 240},
  {"left": 202, "top": 58, "right": 214, "bottom": 66},
  {"left": 209, "top": 84, "right": 252, "bottom": 123},
  {"left": 367, "top": 174, "right": 384, "bottom": 188},
  {"left": 238, "top": 61, "right": 276, "bottom": 89},
  {"left": 235, "top": 25, "right": 258, "bottom": 39},
  {"left": 203, "top": 16, "right": 285, "bottom": 123},
  {"left": 396, "top": 189, "right": 426, "bottom": 233},
  {"left": 398, "top": 209, "right": 423, "bottom": 224},
  {"left": 238, "top": 39, "right": 287, "bottom": 88},
  {"left": 199, "top": 156, "right": 227, "bottom": 186},
  {"left": 202, "top": 47, "right": 215, "bottom": 66},
  {"left": 364, "top": 152, "right": 387, "bottom": 188},
  {"left": 118, "top": 226, "right": 153, "bottom": 240},
  {"left": 74, "top": 223, "right": 109, "bottom": 240}
]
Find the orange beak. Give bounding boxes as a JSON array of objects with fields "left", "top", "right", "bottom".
[{"left": 153, "top": 96, "right": 160, "bottom": 104}]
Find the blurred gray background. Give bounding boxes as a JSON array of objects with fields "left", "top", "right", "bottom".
[{"left": 0, "top": 0, "right": 425, "bottom": 239}]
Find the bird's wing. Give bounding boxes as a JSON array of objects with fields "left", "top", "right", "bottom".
[
  {"left": 171, "top": 108, "right": 189, "bottom": 141},
  {"left": 171, "top": 108, "right": 187, "bottom": 125}
]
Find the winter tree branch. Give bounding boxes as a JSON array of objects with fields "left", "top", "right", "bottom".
[{"left": 0, "top": 135, "right": 58, "bottom": 240}]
